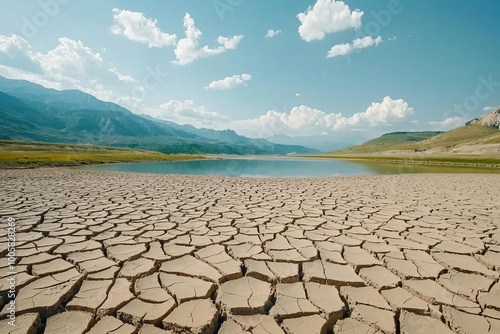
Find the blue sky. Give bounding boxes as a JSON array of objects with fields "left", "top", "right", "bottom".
[{"left": 0, "top": 0, "right": 499, "bottom": 140}]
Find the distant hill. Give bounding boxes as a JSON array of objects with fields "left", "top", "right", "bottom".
[
  {"left": 331, "top": 131, "right": 443, "bottom": 154},
  {"left": 267, "top": 133, "right": 357, "bottom": 153},
  {"left": 409, "top": 124, "right": 500, "bottom": 154},
  {"left": 140, "top": 115, "right": 271, "bottom": 148},
  {"left": 329, "top": 109, "right": 500, "bottom": 156},
  {"left": 0, "top": 76, "right": 319, "bottom": 155}
]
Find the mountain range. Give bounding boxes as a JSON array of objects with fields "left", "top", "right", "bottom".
[
  {"left": 268, "top": 133, "right": 362, "bottom": 152},
  {"left": 0, "top": 76, "right": 320, "bottom": 155}
]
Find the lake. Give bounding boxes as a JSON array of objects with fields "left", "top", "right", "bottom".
[{"left": 85, "top": 157, "right": 500, "bottom": 178}]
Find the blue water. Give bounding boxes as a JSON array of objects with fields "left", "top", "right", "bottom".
[{"left": 85, "top": 157, "right": 379, "bottom": 177}]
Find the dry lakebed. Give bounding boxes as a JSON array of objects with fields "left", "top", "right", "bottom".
[{"left": 0, "top": 168, "right": 499, "bottom": 334}]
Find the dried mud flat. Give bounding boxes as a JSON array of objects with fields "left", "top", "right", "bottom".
[{"left": 0, "top": 169, "right": 499, "bottom": 334}]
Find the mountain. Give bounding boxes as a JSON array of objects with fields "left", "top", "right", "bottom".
[
  {"left": 267, "top": 133, "right": 360, "bottom": 153},
  {"left": 0, "top": 76, "right": 130, "bottom": 114},
  {"left": 0, "top": 89, "right": 199, "bottom": 144},
  {"left": 0, "top": 76, "right": 319, "bottom": 155},
  {"left": 141, "top": 115, "right": 272, "bottom": 147}
]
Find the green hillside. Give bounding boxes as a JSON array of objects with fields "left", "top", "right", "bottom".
[
  {"left": 320, "top": 124, "right": 500, "bottom": 167},
  {"left": 331, "top": 125, "right": 500, "bottom": 155},
  {"left": 332, "top": 131, "right": 443, "bottom": 154},
  {"left": 410, "top": 125, "right": 500, "bottom": 149},
  {"left": 0, "top": 76, "right": 320, "bottom": 155},
  {"left": 0, "top": 140, "right": 202, "bottom": 168}
]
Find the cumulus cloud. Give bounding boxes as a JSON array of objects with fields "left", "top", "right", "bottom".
[
  {"left": 0, "top": 35, "right": 107, "bottom": 83},
  {"left": 297, "top": 0, "right": 363, "bottom": 42},
  {"left": 173, "top": 14, "right": 243, "bottom": 65},
  {"left": 205, "top": 73, "right": 251, "bottom": 90},
  {"left": 159, "top": 100, "right": 222, "bottom": 119},
  {"left": 233, "top": 97, "right": 414, "bottom": 137},
  {"left": 266, "top": 29, "right": 281, "bottom": 38},
  {"left": 429, "top": 117, "right": 466, "bottom": 130},
  {"left": 111, "top": 9, "right": 176, "bottom": 47},
  {"left": 349, "top": 96, "right": 414, "bottom": 125},
  {"left": 31, "top": 37, "right": 106, "bottom": 83},
  {"left": 0, "top": 34, "right": 31, "bottom": 54},
  {"left": 110, "top": 10, "right": 243, "bottom": 65},
  {"left": 0, "top": 34, "right": 42, "bottom": 73},
  {"left": 0, "top": 34, "right": 141, "bottom": 110},
  {"left": 327, "top": 43, "right": 351, "bottom": 58},
  {"left": 151, "top": 100, "right": 224, "bottom": 127},
  {"left": 327, "top": 36, "right": 382, "bottom": 58}
]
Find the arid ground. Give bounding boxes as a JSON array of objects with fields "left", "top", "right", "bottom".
[{"left": 0, "top": 169, "right": 499, "bottom": 334}]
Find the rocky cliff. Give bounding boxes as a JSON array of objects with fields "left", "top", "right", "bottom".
[{"left": 471, "top": 107, "right": 500, "bottom": 129}]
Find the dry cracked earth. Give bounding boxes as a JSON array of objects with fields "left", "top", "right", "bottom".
[{"left": 0, "top": 169, "right": 499, "bottom": 334}]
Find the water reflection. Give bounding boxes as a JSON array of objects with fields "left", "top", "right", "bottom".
[{"left": 85, "top": 157, "right": 500, "bottom": 177}]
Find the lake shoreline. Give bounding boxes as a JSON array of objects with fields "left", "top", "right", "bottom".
[
  {"left": 318, "top": 157, "right": 500, "bottom": 168},
  {"left": 0, "top": 140, "right": 206, "bottom": 169},
  {"left": 2, "top": 151, "right": 500, "bottom": 173},
  {"left": 83, "top": 156, "right": 500, "bottom": 177},
  {"left": 0, "top": 157, "right": 204, "bottom": 170},
  {"left": 309, "top": 155, "right": 500, "bottom": 169}
]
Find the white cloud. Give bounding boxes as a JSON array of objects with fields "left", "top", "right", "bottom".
[
  {"left": 233, "top": 97, "right": 414, "bottom": 137},
  {"left": 216, "top": 35, "right": 242, "bottom": 49},
  {"left": 108, "top": 66, "right": 137, "bottom": 83},
  {"left": 483, "top": 106, "right": 492, "bottom": 111},
  {"left": 352, "top": 97, "right": 414, "bottom": 125},
  {"left": 429, "top": 117, "right": 466, "bottom": 130},
  {"left": 327, "top": 36, "right": 382, "bottom": 58},
  {"left": 0, "top": 34, "right": 141, "bottom": 110},
  {"left": 0, "top": 35, "right": 108, "bottom": 83},
  {"left": 388, "top": 36, "right": 397, "bottom": 41},
  {"left": 111, "top": 8, "right": 176, "bottom": 47},
  {"left": 0, "top": 34, "right": 42, "bottom": 73},
  {"left": 296, "top": 93, "right": 302, "bottom": 97},
  {"left": 353, "top": 36, "right": 382, "bottom": 48},
  {"left": 0, "top": 65, "right": 62, "bottom": 90},
  {"left": 205, "top": 73, "right": 251, "bottom": 90},
  {"left": 297, "top": 0, "right": 363, "bottom": 42},
  {"left": 266, "top": 29, "right": 281, "bottom": 38},
  {"left": 32, "top": 37, "right": 105, "bottom": 82},
  {"left": 173, "top": 14, "right": 243, "bottom": 65},
  {"left": 149, "top": 100, "right": 224, "bottom": 127},
  {"left": 326, "top": 43, "right": 352, "bottom": 58},
  {"left": 0, "top": 34, "right": 31, "bottom": 54},
  {"left": 159, "top": 100, "right": 222, "bottom": 119}
]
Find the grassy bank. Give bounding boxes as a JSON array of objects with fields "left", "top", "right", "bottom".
[
  {"left": 313, "top": 154, "right": 500, "bottom": 168},
  {"left": 0, "top": 140, "right": 203, "bottom": 168}
]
